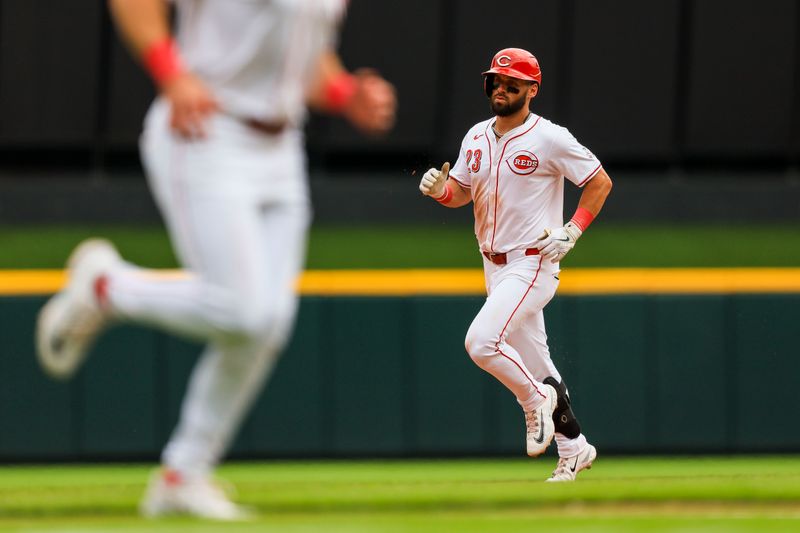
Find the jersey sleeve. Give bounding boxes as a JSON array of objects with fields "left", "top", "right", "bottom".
[
  {"left": 550, "top": 128, "right": 603, "bottom": 187},
  {"left": 448, "top": 132, "right": 473, "bottom": 189}
]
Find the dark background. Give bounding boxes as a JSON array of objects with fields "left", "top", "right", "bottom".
[{"left": 0, "top": 0, "right": 798, "bottom": 223}]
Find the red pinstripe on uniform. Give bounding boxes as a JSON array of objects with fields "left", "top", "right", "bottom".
[
  {"left": 493, "top": 255, "right": 546, "bottom": 400},
  {"left": 489, "top": 116, "right": 541, "bottom": 253},
  {"left": 577, "top": 163, "right": 603, "bottom": 187}
]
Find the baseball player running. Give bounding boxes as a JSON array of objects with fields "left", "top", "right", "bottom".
[
  {"left": 36, "top": 0, "right": 395, "bottom": 520},
  {"left": 419, "top": 48, "right": 612, "bottom": 481}
]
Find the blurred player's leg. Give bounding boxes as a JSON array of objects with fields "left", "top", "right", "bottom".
[
  {"left": 140, "top": 469, "right": 251, "bottom": 521},
  {"left": 105, "top": 194, "right": 308, "bottom": 346},
  {"left": 140, "top": 198, "right": 308, "bottom": 519},
  {"left": 160, "top": 199, "right": 309, "bottom": 477},
  {"left": 120, "top": 104, "right": 309, "bottom": 518},
  {"left": 36, "top": 239, "right": 122, "bottom": 379}
]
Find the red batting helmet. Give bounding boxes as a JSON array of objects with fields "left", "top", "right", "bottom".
[{"left": 482, "top": 48, "right": 542, "bottom": 97}]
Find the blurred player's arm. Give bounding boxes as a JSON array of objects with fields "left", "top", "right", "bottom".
[
  {"left": 308, "top": 51, "right": 396, "bottom": 134},
  {"left": 107, "top": 0, "right": 169, "bottom": 55},
  {"left": 418, "top": 163, "right": 471, "bottom": 208},
  {"left": 108, "top": 0, "right": 218, "bottom": 138}
]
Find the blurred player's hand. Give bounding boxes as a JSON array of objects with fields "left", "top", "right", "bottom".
[
  {"left": 534, "top": 222, "right": 582, "bottom": 263},
  {"left": 419, "top": 163, "right": 449, "bottom": 198},
  {"left": 162, "top": 72, "right": 220, "bottom": 139},
  {"left": 344, "top": 69, "right": 396, "bottom": 134}
]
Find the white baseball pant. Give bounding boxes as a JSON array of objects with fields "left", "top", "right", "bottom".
[
  {"left": 465, "top": 254, "right": 587, "bottom": 457},
  {"left": 105, "top": 99, "right": 311, "bottom": 478}
]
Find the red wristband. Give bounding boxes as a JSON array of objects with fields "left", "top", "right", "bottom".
[
  {"left": 570, "top": 207, "right": 595, "bottom": 231},
  {"left": 434, "top": 183, "right": 453, "bottom": 204},
  {"left": 323, "top": 72, "right": 358, "bottom": 112},
  {"left": 143, "top": 38, "right": 185, "bottom": 85}
]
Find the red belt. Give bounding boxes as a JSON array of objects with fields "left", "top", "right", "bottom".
[
  {"left": 482, "top": 248, "right": 540, "bottom": 265},
  {"left": 244, "top": 118, "right": 288, "bottom": 135}
]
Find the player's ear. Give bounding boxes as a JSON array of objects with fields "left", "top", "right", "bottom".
[{"left": 529, "top": 82, "right": 539, "bottom": 99}]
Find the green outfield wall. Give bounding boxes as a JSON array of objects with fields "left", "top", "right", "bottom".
[{"left": 2, "top": 289, "right": 799, "bottom": 460}]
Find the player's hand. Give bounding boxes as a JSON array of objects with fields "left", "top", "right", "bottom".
[
  {"left": 534, "top": 222, "right": 582, "bottom": 263},
  {"left": 419, "top": 162, "right": 450, "bottom": 198},
  {"left": 161, "top": 72, "right": 220, "bottom": 139},
  {"left": 344, "top": 69, "right": 396, "bottom": 134}
]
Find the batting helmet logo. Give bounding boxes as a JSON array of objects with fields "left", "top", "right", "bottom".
[
  {"left": 483, "top": 47, "right": 542, "bottom": 97},
  {"left": 506, "top": 150, "right": 539, "bottom": 175}
]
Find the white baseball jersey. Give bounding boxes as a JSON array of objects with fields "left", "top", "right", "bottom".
[
  {"left": 174, "top": 0, "right": 347, "bottom": 125},
  {"left": 450, "top": 113, "right": 602, "bottom": 255}
]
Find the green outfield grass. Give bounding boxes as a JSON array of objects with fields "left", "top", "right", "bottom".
[
  {"left": 1, "top": 223, "right": 799, "bottom": 269},
  {"left": 1, "top": 457, "right": 799, "bottom": 531}
]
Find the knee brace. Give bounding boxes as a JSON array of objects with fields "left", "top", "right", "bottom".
[{"left": 543, "top": 376, "right": 581, "bottom": 439}]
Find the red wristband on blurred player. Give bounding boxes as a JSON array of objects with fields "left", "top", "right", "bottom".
[
  {"left": 434, "top": 183, "right": 453, "bottom": 204},
  {"left": 143, "top": 38, "right": 185, "bottom": 85},
  {"left": 323, "top": 72, "right": 357, "bottom": 112},
  {"left": 570, "top": 207, "right": 594, "bottom": 231}
]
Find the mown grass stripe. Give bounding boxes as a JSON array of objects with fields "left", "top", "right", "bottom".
[
  {"left": 2, "top": 268, "right": 800, "bottom": 296},
  {"left": 2, "top": 457, "right": 800, "bottom": 531}
]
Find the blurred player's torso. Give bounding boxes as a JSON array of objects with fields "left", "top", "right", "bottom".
[
  {"left": 450, "top": 114, "right": 601, "bottom": 254},
  {"left": 174, "top": 0, "right": 346, "bottom": 124}
]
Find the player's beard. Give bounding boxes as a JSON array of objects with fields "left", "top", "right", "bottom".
[{"left": 490, "top": 93, "right": 528, "bottom": 117}]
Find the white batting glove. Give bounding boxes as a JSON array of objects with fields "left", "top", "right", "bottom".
[
  {"left": 419, "top": 162, "right": 450, "bottom": 198},
  {"left": 534, "top": 222, "right": 583, "bottom": 263}
]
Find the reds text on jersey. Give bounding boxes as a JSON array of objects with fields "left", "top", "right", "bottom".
[{"left": 449, "top": 114, "right": 602, "bottom": 255}]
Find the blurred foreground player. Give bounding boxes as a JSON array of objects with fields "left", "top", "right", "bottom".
[{"left": 36, "top": 0, "right": 395, "bottom": 520}]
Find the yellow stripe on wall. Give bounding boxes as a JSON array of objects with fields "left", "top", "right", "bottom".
[
  {"left": 2, "top": 268, "right": 800, "bottom": 296},
  {"left": 558, "top": 268, "right": 800, "bottom": 295},
  {"left": 299, "top": 269, "right": 485, "bottom": 296},
  {"left": 0, "top": 271, "right": 66, "bottom": 296}
]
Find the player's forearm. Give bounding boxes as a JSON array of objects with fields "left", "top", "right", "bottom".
[
  {"left": 108, "top": 0, "right": 171, "bottom": 57},
  {"left": 307, "top": 51, "right": 352, "bottom": 112},
  {"left": 576, "top": 169, "right": 612, "bottom": 216},
  {"left": 439, "top": 180, "right": 472, "bottom": 208}
]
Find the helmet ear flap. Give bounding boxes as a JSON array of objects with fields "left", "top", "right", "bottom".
[{"left": 484, "top": 74, "right": 495, "bottom": 98}]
